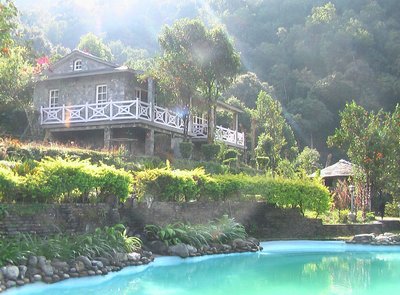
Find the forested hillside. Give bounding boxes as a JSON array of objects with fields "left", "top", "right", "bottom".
[{"left": 8, "top": 0, "right": 400, "bottom": 161}]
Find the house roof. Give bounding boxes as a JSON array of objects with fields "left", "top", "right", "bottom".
[
  {"left": 315, "top": 159, "right": 354, "bottom": 178},
  {"left": 50, "top": 49, "right": 119, "bottom": 69},
  {"left": 217, "top": 101, "right": 244, "bottom": 113}
]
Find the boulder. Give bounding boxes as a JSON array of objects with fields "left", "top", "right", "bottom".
[
  {"left": 247, "top": 237, "right": 260, "bottom": 246},
  {"left": 28, "top": 256, "right": 38, "bottom": 267},
  {"left": 93, "top": 257, "right": 110, "bottom": 267},
  {"left": 5, "top": 280, "right": 16, "bottom": 289},
  {"left": 3, "top": 266, "right": 19, "bottom": 281},
  {"left": 37, "top": 256, "right": 47, "bottom": 268},
  {"left": 92, "top": 260, "right": 104, "bottom": 269},
  {"left": 232, "top": 238, "right": 248, "bottom": 249},
  {"left": 350, "top": 234, "right": 375, "bottom": 244},
  {"left": 18, "top": 265, "right": 27, "bottom": 279},
  {"left": 142, "top": 251, "right": 153, "bottom": 258},
  {"left": 187, "top": 245, "right": 198, "bottom": 255},
  {"left": 76, "top": 256, "right": 92, "bottom": 269},
  {"left": 113, "top": 253, "right": 128, "bottom": 263},
  {"left": 74, "top": 261, "right": 86, "bottom": 273},
  {"left": 40, "top": 264, "right": 54, "bottom": 277},
  {"left": 148, "top": 240, "right": 169, "bottom": 255},
  {"left": 127, "top": 253, "right": 141, "bottom": 262},
  {"left": 32, "top": 274, "right": 42, "bottom": 282},
  {"left": 169, "top": 243, "right": 189, "bottom": 258},
  {"left": 51, "top": 260, "right": 69, "bottom": 270}
]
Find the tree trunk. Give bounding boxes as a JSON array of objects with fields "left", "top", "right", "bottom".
[{"left": 207, "top": 98, "right": 215, "bottom": 143}]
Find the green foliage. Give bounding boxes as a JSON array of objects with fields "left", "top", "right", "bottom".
[
  {"left": 254, "top": 91, "right": 298, "bottom": 172},
  {"left": 365, "top": 212, "right": 376, "bottom": 222},
  {"left": 0, "top": 164, "right": 21, "bottom": 200},
  {"left": 328, "top": 102, "right": 400, "bottom": 205},
  {"left": 201, "top": 143, "right": 220, "bottom": 161},
  {"left": 145, "top": 215, "right": 247, "bottom": 247},
  {"left": 1, "top": 157, "right": 132, "bottom": 203},
  {"left": 0, "top": 0, "right": 17, "bottom": 51},
  {"left": 155, "top": 18, "right": 240, "bottom": 142},
  {"left": 0, "top": 224, "right": 141, "bottom": 267},
  {"left": 295, "top": 147, "right": 321, "bottom": 175},
  {"left": 385, "top": 201, "right": 400, "bottom": 218},
  {"left": 133, "top": 167, "right": 331, "bottom": 214},
  {"left": 133, "top": 167, "right": 211, "bottom": 202},
  {"left": 179, "top": 142, "right": 193, "bottom": 159},
  {"left": 308, "top": 2, "right": 336, "bottom": 25},
  {"left": 77, "top": 33, "right": 113, "bottom": 61}
]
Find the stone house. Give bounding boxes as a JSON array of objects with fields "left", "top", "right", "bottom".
[{"left": 33, "top": 50, "right": 245, "bottom": 157}]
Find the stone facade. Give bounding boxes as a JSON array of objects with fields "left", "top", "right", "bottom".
[{"left": 33, "top": 72, "right": 141, "bottom": 109}]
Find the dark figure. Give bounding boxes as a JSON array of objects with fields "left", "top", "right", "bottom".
[{"left": 379, "top": 198, "right": 385, "bottom": 220}]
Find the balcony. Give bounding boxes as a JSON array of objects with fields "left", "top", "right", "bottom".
[{"left": 40, "top": 99, "right": 245, "bottom": 148}]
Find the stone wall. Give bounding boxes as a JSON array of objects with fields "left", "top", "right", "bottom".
[
  {"left": 1, "top": 202, "right": 399, "bottom": 239},
  {"left": 121, "top": 201, "right": 324, "bottom": 239},
  {"left": 120, "top": 201, "right": 400, "bottom": 239},
  {"left": 0, "top": 204, "right": 119, "bottom": 236}
]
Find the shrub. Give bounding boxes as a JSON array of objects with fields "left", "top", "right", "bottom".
[
  {"left": 0, "top": 165, "right": 22, "bottom": 201},
  {"left": 9, "top": 157, "right": 134, "bottom": 203},
  {"left": 0, "top": 224, "right": 141, "bottom": 267},
  {"left": 133, "top": 167, "right": 211, "bottom": 202},
  {"left": 179, "top": 142, "right": 194, "bottom": 159},
  {"left": 385, "top": 201, "right": 400, "bottom": 217},
  {"left": 145, "top": 215, "right": 247, "bottom": 248},
  {"left": 201, "top": 144, "right": 220, "bottom": 161}
]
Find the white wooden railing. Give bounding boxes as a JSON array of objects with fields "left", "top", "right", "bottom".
[{"left": 41, "top": 99, "right": 244, "bottom": 147}]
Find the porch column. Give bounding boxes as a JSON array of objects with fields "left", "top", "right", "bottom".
[
  {"left": 104, "top": 126, "right": 112, "bottom": 150},
  {"left": 145, "top": 129, "right": 154, "bottom": 156},
  {"left": 43, "top": 130, "right": 53, "bottom": 142},
  {"left": 233, "top": 112, "right": 239, "bottom": 131},
  {"left": 147, "top": 77, "right": 155, "bottom": 104},
  {"left": 171, "top": 135, "right": 183, "bottom": 158}
]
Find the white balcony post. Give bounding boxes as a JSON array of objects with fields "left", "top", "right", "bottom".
[
  {"left": 136, "top": 98, "right": 139, "bottom": 119},
  {"left": 40, "top": 106, "right": 43, "bottom": 125},
  {"left": 62, "top": 104, "right": 65, "bottom": 123},
  {"left": 150, "top": 102, "right": 153, "bottom": 121},
  {"left": 85, "top": 102, "right": 88, "bottom": 122},
  {"left": 235, "top": 130, "right": 238, "bottom": 145},
  {"left": 109, "top": 100, "right": 113, "bottom": 120}
]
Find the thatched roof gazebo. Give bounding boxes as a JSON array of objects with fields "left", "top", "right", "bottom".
[{"left": 312, "top": 159, "right": 354, "bottom": 188}]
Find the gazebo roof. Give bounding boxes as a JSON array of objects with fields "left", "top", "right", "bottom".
[{"left": 317, "top": 159, "right": 354, "bottom": 178}]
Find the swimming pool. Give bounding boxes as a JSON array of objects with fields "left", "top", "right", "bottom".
[{"left": 6, "top": 241, "right": 400, "bottom": 295}]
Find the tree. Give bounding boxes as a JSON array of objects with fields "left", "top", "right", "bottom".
[
  {"left": 0, "top": 0, "right": 17, "bottom": 53},
  {"left": 0, "top": 46, "right": 40, "bottom": 136},
  {"left": 154, "top": 19, "right": 206, "bottom": 139},
  {"left": 154, "top": 19, "right": 240, "bottom": 142},
  {"left": 328, "top": 101, "right": 399, "bottom": 211},
  {"left": 198, "top": 25, "right": 241, "bottom": 142},
  {"left": 254, "top": 90, "right": 298, "bottom": 173},
  {"left": 295, "top": 146, "right": 321, "bottom": 175},
  {"left": 77, "top": 33, "right": 113, "bottom": 61},
  {"left": 222, "top": 72, "right": 273, "bottom": 109}
]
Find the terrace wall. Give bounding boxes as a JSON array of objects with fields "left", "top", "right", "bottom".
[{"left": 1, "top": 202, "right": 399, "bottom": 238}]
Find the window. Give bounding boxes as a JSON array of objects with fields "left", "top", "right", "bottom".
[
  {"left": 135, "top": 88, "right": 148, "bottom": 101},
  {"left": 49, "top": 89, "right": 59, "bottom": 107},
  {"left": 73, "top": 59, "right": 82, "bottom": 71},
  {"left": 96, "top": 85, "right": 107, "bottom": 104}
]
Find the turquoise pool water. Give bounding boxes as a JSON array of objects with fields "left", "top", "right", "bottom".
[{"left": 6, "top": 241, "right": 400, "bottom": 295}]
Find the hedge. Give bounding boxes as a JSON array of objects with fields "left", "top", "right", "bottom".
[
  {"left": 132, "top": 168, "right": 332, "bottom": 214},
  {"left": 0, "top": 157, "right": 132, "bottom": 203}
]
